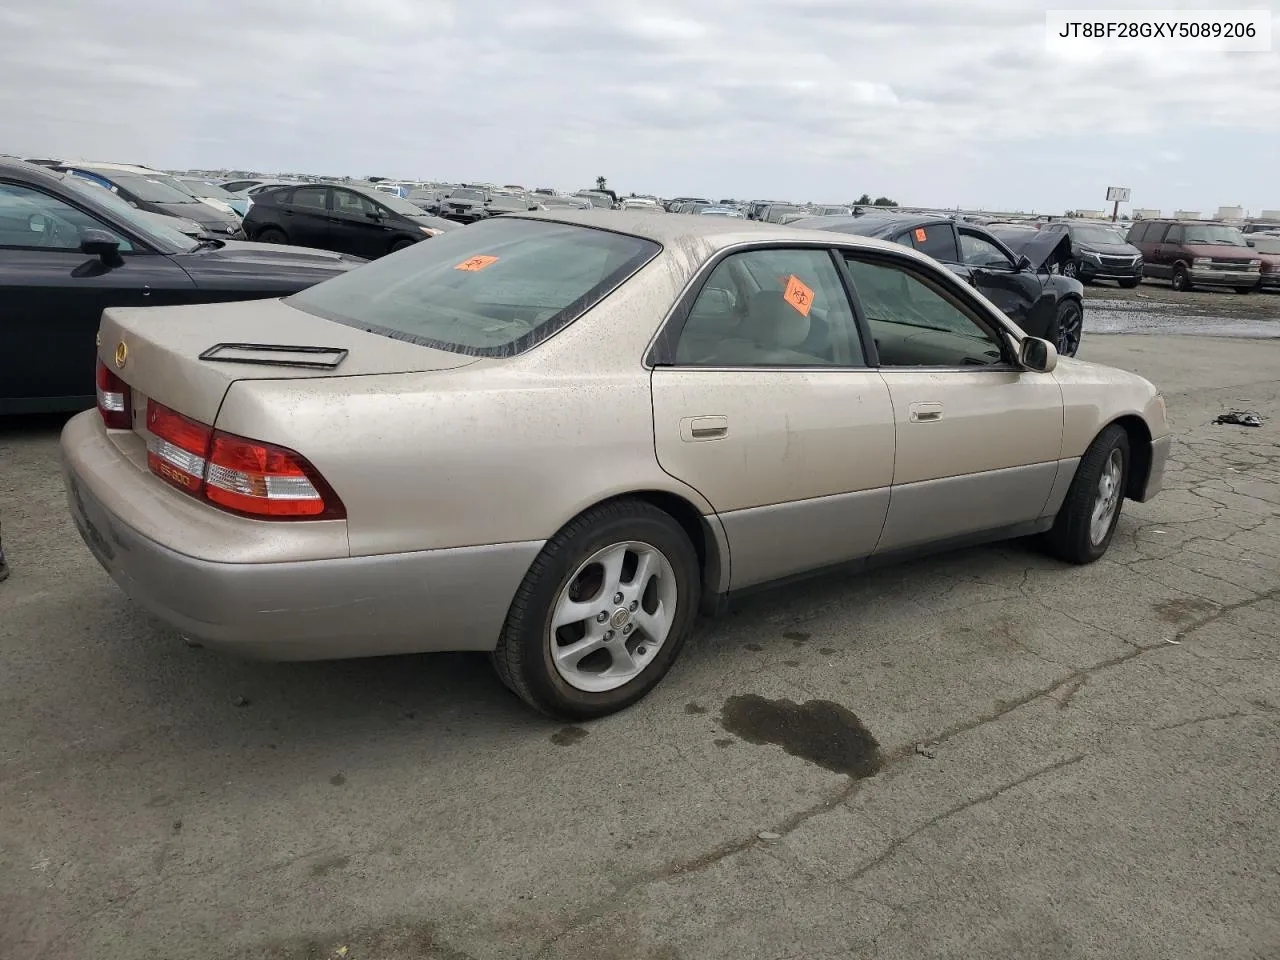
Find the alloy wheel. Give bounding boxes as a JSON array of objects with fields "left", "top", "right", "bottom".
[
  {"left": 1089, "top": 449, "right": 1124, "bottom": 545},
  {"left": 548, "top": 541, "right": 678, "bottom": 693}
]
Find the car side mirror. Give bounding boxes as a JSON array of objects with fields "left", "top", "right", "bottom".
[
  {"left": 1019, "top": 336, "right": 1058, "bottom": 373},
  {"left": 80, "top": 229, "right": 123, "bottom": 266},
  {"left": 365, "top": 210, "right": 382, "bottom": 220}
]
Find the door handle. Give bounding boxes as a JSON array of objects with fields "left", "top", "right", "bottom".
[
  {"left": 680, "top": 415, "right": 728, "bottom": 441},
  {"left": 909, "top": 402, "right": 942, "bottom": 423}
]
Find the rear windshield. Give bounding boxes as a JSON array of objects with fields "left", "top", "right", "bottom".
[{"left": 287, "top": 217, "right": 660, "bottom": 357}]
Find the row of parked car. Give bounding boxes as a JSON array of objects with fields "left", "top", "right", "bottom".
[{"left": 3, "top": 150, "right": 1274, "bottom": 416}]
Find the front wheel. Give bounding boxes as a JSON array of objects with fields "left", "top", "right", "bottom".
[
  {"left": 1234, "top": 286, "right": 1255, "bottom": 295},
  {"left": 1119, "top": 278, "right": 1140, "bottom": 289},
  {"left": 1054, "top": 300, "right": 1083, "bottom": 358},
  {"left": 389, "top": 238, "right": 416, "bottom": 254},
  {"left": 1041, "top": 424, "right": 1130, "bottom": 564},
  {"left": 255, "top": 226, "right": 287, "bottom": 244},
  {"left": 491, "top": 500, "right": 701, "bottom": 720}
]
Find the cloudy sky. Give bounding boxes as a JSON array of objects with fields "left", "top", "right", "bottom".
[{"left": 3, "top": 0, "right": 1278, "bottom": 215}]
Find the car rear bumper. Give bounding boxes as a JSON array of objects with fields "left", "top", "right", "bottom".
[
  {"left": 1138, "top": 435, "right": 1171, "bottom": 502},
  {"left": 1257, "top": 275, "right": 1280, "bottom": 291},
  {"left": 61, "top": 411, "right": 542, "bottom": 660}
]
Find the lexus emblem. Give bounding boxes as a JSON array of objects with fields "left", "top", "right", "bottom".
[{"left": 114, "top": 340, "right": 128, "bottom": 369}]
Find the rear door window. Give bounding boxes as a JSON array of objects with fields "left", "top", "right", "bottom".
[
  {"left": 291, "top": 187, "right": 329, "bottom": 212},
  {"left": 288, "top": 217, "right": 659, "bottom": 357},
  {"left": 901, "top": 223, "right": 959, "bottom": 263}
]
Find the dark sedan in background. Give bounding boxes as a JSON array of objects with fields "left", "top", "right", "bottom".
[
  {"left": 1038, "top": 221, "right": 1143, "bottom": 287},
  {"left": 243, "top": 183, "right": 457, "bottom": 258},
  {"left": 795, "top": 213, "right": 1086, "bottom": 357},
  {"left": 54, "top": 164, "right": 245, "bottom": 238},
  {"left": 0, "top": 159, "right": 364, "bottom": 414}
]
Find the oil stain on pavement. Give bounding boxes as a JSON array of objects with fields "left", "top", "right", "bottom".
[{"left": 720, "top": 695, "right": 883, "bottom": 778}]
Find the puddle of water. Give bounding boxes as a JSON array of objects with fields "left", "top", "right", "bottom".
[{"left": 720, "top": 695, "right": 883, "bottom": 778}]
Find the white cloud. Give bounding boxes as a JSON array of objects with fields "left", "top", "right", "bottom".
[{"left": 2, "top": 0, "right": 1277, "bottom": 211}]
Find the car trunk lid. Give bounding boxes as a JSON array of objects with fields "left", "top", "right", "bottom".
[{"left": 97, "top": 296, "right": 479, "bottom": 432}]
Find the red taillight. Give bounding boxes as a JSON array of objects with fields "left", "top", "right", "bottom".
[
  {"left": 144, "top": 400, "right": 345, "bottom": 521},
  {"left": 95, "top": 359, "right": 131, "bottom": 429},
  {"left": 205, "top": 431, "right": 344, "bottom": 519},
  {"left": 146, "top": 401, "right": 212, "bottom": 494}
]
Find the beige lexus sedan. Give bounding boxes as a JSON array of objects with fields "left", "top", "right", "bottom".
[{"left": 62, "top": 211, "right": 1170, "bottom": 720}]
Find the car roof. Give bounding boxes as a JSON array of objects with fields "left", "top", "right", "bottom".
[
  {"left": 791, "top": 213, "right": 944, "bottom": 234},
  {"left": 0, "top": 156, "right": 67, "bottom": 184},
  {"left": 509, "top": 209, "right": 916, "bottom": 255},
  {"left": 71, "top": 161, "right": 159, "bottom": 174}
]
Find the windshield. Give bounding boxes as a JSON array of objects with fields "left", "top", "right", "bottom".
[
  {"left": 288, "top": 217, "right": 659, "bottom": 357},
  {"left": 1184, "top": 225, "right": 1247, "bottom": 246},
  {"left": 61, "top": 174, "right": 198, "bottom": 252},
  {"left": 100, "top": 172, "right": 198, "bottom": 204},
  {"left": 182, "top": 179, "right": 235, "bottom": 200},
  {"left": 1072, "top": 225, "right": 1129, "bottom": 245},
  {"left": 450, "top": 189, "right": 485, "bottom": 202}
]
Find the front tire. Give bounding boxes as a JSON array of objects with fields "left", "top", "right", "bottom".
[
  {"left": 492, "top": 500, "right": 701, "bottom": 721},
  {"left": 1234, "top": 286, "right": 1255, "bottom": 295},
  {"left": 389, "top": 238, "right": 416, "bottom": 254},
  {"left": 1119, "top": 278, "right": 1140, "bottom": 289},
  {"left": 1054, "top": 300, "right": 1083, "bottom": 358},
  {"left": 255, "top": 226, "right": 287, "bottom": 244},
  {"left": 1042, "top": 425, "right": 1130, "bottom": 564}
]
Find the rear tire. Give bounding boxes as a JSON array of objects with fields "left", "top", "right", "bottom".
[
  {"left": 255, "top": 226, "right": 287, "bottom": 244},
  {"left": 491, "top": 500, "right": 701, "bottom": 721},
  {"left": 1042, "top": 425, "right": 1130, "bottom": 565},
  {"left": 1171, "top": 264, "right": 1193, "bottom": 291}
]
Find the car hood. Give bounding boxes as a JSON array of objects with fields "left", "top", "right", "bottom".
[
  {"left": 151, "top": 200, "right": 238, "bottom": 228},
  {"left": 1074, "top": 240, "right": 1140, "bottom": 256},
  {"left": 999, "top": 229, "right": 1072, "bottom": 270},
  {"left": 1183, "top": 243, "right": 1256, "bottom": 259}
]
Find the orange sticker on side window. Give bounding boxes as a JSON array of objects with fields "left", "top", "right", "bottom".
[
  {"left": 782, "top": 275, "right": 814, "bottom": 317},
  {"left": 455, "top": 255, "right": 499, "bottom": 272},
  {"left": 914, "top": 228, "right": 927, "bottom": 243}
]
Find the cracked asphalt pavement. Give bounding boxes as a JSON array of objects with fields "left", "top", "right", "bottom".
[{"left": 2, "top": 333, "right": 1279, "bottom": 960}]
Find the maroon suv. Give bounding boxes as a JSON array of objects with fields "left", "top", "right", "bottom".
[{"left": 1126, "top": 220, "right": 1261, "bottom": 293}]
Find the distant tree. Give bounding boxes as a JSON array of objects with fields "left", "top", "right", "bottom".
[
  {"left": 595, "top": 176, "right": 608, "bottom": 191},
  {"left": 873, "top": 196, "right": 897, "bottom": 206},
  {"left": 855, "top": 193, "right": 872, "bottom": 205}
]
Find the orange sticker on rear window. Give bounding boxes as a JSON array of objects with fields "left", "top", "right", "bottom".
[
  {"left": 455, "top": 255, "right": 498, "bottom": 272},
  {"left": 914, "top": 228, "right": 927, "bottom": 243},
  {"left": 782, "top": 275, "right": 814, "bottom": 317}
]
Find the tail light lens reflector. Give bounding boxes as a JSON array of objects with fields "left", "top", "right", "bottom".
[
  {"left": 146, "top": 402, "right": 211, "bottom": 494},
  {"left": 143, "top": 400, "right": 344, "bottom": 520},
  {"left": 95, "top": 359, "right": 132, "bottom": 429},
  {"left": 205, "top": 432, "right": 341, "bottom": 518}
]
